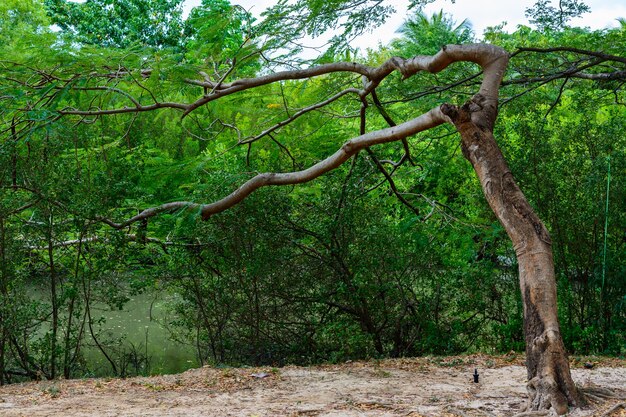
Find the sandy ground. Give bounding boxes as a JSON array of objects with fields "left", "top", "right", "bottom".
[{"left": 0, "top": 355, "right": 624, "bottom": 416}]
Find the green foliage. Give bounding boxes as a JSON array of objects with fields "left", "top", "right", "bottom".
[
  {"left": 183, "top": 0, "right": 259, "bottom": 74},
  {"left": 0, "top": 0, "right": 56, "bottom": 61},
  {"left": 184, "top": 0, "right": 251, "bottom": 48},
  {"left": 392, "top": 10, "right": 473, "bottom": 56},
  {"left": 260, "top": 0, "right": 396, "bottom": 58},
  {"left": 525, "top": 0, "right": 590, "bottom": 31},
  {"left": 0, "top": 0, "right": 51, "bottom": 48},
  {"left": 44, "top": 0, "right": 185, "bottom": 48}
]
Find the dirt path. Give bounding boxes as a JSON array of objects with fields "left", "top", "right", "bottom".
[{"left": 0, "top": 355, "right": 624, "bottom": 416}]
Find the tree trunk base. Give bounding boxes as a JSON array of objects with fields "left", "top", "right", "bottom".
[
  {"left": 526, "top": 329, "right": 586, "bottom": 415},
  {"left": 528, "top": 374, "right": 569, "bottom": 415}
]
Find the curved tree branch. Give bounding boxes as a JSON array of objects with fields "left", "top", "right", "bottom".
[
  {"left": 199, "top": 106, "right": 448, "bottom": 219},
  {"left": 95, "top": 202, "right": 203, "bottom": 229},
  {"left": 70, "top": 44, "right": 509, "bottom": 227},
  {"left": 513, "top": 47, "right": 626, "bottom": 65},
  {"left": 184, "top": 44, "right": 508, "bottom": 117}
]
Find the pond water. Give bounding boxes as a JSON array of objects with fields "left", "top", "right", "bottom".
[{"left": 81, "top": 291, "right": 198, "bottom": 377}]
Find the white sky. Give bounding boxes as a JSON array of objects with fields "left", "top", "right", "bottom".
[{"left": 183, "top": 0, "right": 626, "bottom": 49}]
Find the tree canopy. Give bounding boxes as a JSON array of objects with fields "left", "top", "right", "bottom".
[{"left": 44, "top": 0, "right": 185, "bottom": 48}]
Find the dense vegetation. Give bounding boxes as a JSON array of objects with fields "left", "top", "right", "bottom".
[{"left": 0, "top": 0, "right": 624, "bottom": 384}]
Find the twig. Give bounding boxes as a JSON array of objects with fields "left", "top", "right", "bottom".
[
  {"left": 240, "top": 88, "right": 361, "bottom": 144},
  {"left": 601, "top": 402, "right": 625, "bottom": 417},
  {"left": 365, "top": 148, "right": 421, "bottom": 217},
  {"left": 372, "top": 88, "right": 414, "bottom": 167}
]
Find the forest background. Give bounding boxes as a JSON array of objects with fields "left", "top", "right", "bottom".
[{"left": 0, "top": 0, "right": 624, "bottom": 384}]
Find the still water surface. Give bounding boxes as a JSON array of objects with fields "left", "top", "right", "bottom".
[{"left": 82, "top": 291, "right": 197, "bottom": 377}]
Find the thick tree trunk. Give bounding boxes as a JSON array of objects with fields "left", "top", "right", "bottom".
[{"left": 441, "top": 96, "right": 585, "bottom": 415}]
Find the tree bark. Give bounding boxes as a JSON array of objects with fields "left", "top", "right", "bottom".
[
  {"left": 0, "top": 217, "right": 7, "bottom": 385},
  {"left": 441, "top": 95, "right": 585, "bottom": 415},
  {"left": 47, "top": 212, "right": 58, "bottom": 380}
]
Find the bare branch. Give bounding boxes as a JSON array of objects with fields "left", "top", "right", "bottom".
[
  {"left": 5, "top": 44, "right": 512, "bottom": 231},
  {"left": 6, "top": 44, "right": 509, "bottom": 125},
  {"left": 183, "top": 61, "right": 375, "bottom": 116},
  {"left": 184, "top": 44, "right": 508, "bottom": 117},
  {"left": 69, "top": 86, "right": 142, "bottom": 108},
  {"left": 513, "top": 47, "right": 626, "bottom": 65},
  {"left": 6, "top": 200, "right": 40, "bottom": 216},
  {"left": 504, "top": 58, "right": 609, "bottom": 87},
  {"left": 95, "top": 202, "right": 202, "bottom": 229},
  {"left": 566, "top": 70, "right": 626, "bottom": 81},
  {"left": 544, "top": 77, "right": 569, "bottom": 118},
  {"left": 209, "top": 57, "right": 238, "bottom": 95},
  {"left": 381, "top": 71, "right": 483, "bottom": 106},
  {"left": 51, "top": 44, "right": 509, "bottom": 226},
  {"left": 397, "top": 44, "right": 509, "bottom": 100},
  {"left": 59, "top": 101, "right": 188, "bottom": 116},
  {"left": 269, "top": 133, "right": 298, "bottom": 170},
  {"left": 24, "top": 234, "right": 197, "bottom": 250},
  {"left": 371, "top": 89, "right": 414, "bottom": 167},
  {"left": 502, "top": 59, "right": 606, "bottom": 105}
]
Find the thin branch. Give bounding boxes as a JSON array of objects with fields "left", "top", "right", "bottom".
[
  {"left": 501, "top": 59, "right": 604, "bottom": 105},
  {"left": 65, "top": 44, "right": 510, "bottom": 226},
  {"left": 553, "top": 70, "right": 626, "bottom": 81},
  {"left": 365, "top": 147, "right": 421, "bottom": 217},
  {"left": 126, "top": 66, "right": 158, "bottom": 103},
  {"left": 69, "top": 86, "right": 142, "bottom": 108},
  {"left": 240, "top": 88, "right": 361, "bottom": 144},
  {"left": 361, "top": 82, "right": 421, "bottom": 216},
  {"left": 5, "top": 45, "right": 514, "bottom": 230},
  {"left": 59, "top": 101, "right": 187, "bottom": 116},
  {"left": 503, "top": 64, "right": 621, "bottom": 86},
  {"left": 269, "top": 133, "right": 298, "bottom": 170},
  {"left": 95, "top": 202, "right": 203, "bottom": 229},
  {"left": 183, "top": 61, "right": 375, "bottom": 116},
  {"left": 23, "top": 233, "right": 203, "bottom": 250},
  {"left": 513, "top": 47, "right": 626, "bottom": 65},
  {"left": 382, "top": 71, "right": 483, "bottom": 105},
  {"left": 210, "top": 57, "right": 238, "bottom": 95},
  {"left": 544, "top": 77, "right": 569, "bottom": 119},
  {"left": 6, "top": 199, "right": 40, "bottom": 216},
  {"left": 400, "top": 192, "right": 453, "bottom": 222},
  {"left": 279, "top": 82, "right": 291, "bottom": 117},
  {"left": 371, "top": 88, "right": 414, "bottom": 167},
  {"left": 184, "top": 44, "right": 508, "bottom": 117}
]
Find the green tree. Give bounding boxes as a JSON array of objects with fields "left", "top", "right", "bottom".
[
  {"left": 525, "top": 0, "right": 590, "bottom": 31},
  {"left": 0, "top": 0, "right": 50, "bottom": 48},
  {"left": 183, "top": 0, "right": 254, "bottom": 62},
  {"left": 44, "top": 0, "right": 184, "bottom": 48},
  {"left": 392, "top": 10, "right": 473, "bottom": 56}
]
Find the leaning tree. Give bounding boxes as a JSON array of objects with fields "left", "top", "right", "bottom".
[
  {"left": 3, "top": 0, "right": 626, "bottom": 413},
  {"left": 188, "top": 43, "right": 584, "bottom": 414}
]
